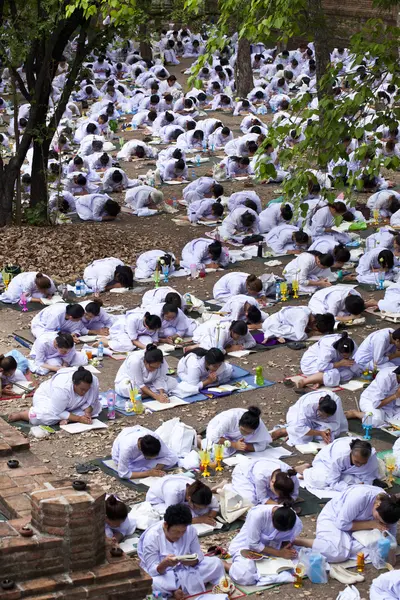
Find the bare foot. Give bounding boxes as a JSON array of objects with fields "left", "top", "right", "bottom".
[
  {"left": 295, "top": 377, "right": 307, "bottom": 389},
  {"left": 345, "top": 409, "right": 364, "bottom": 420},
  {"left": 8, "top": 411, "right": 29, "bottom": 423},
  {"left": 173, "top": 589, "right": 185, "bottom": 600},
  {"left": 296, "top": 463, "right": 311, "bottom": 477},
  {"left": 271, "top": 428, "right": 287, "bottom": 441}
]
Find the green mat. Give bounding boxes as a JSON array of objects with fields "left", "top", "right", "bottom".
[
  {"left": 91, "top": 456, "right": 150, "bottom": 492},
  {"left": 348, "top": 418, "right": 397, "bottom": 443},
  {"left": 0, "top": 301, "right": 43, "bottom": 312},
  {"left": 294, "top": 487, "right": 329, "bottom": 516}
]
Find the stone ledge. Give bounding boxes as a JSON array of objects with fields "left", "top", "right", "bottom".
[{"left": 0, "top": 420, "right": 30, "bottom": 455}]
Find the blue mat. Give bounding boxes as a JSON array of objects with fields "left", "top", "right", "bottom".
[{"left": 99, "top": 365, "right": 275, "bottom": 415}]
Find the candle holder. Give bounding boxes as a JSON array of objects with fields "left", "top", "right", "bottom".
[
  {"left": 153, "top": 266, "right": 160, "bottom": 289},
  {"left": 292, "top": 279, "right": 299, "bottom": 299},
  {"left": 293, "top": 563, "right": 305, "bottom": 588},
  {"left": 2, "top": 271, "right": 10, "bottom": 290},
  {"left": 385, "top": 454, "right": 396, "bottom": 487},
  {"left": 199, "top": 449, "right": 211, "bottom": 477},
  {"left": 214, "top": 444, "right": 224, "bottom": 472},
  {"left": 280, "top": 281, "right": 288, "bottom": 302},
  {"left": 373, "top": 209, "right": 380, "bottom": 226},
  {"left": 356, "top": 551, "right": 365, "bottom": 573}
]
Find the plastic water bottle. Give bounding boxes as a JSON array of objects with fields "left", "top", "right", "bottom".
[
  {"left": 255, "top": 366, "right": 265, "bottom": 386},
  {"left": 195, "top": 154, "right": 201, "bottom": 166},
  {"left": 275, "top": 282, "right": 281, "bottom": 301},
  {"left": 190, "top": 264, "right": 197, "bottom": 279},
  {"left": 202, "top": 140, "right": 207, "bottom": 153},
  {"left": 172, "top": 196, "right": 177, "bottom": 208},
  {"left": 378, "top": 535, "right": 391, "bottom": 562},
  {"left": 75, "top": 279, "right": 81, "bottom": 297},
  {"left": 134, "top": 387, "right": 144, "bottom": 414},
  {"left": 97, "top": 341, "right": 104, "bottom": 360},
  {"left": 192, "top": 169, "right": 196, "bottom": 179},
  {"left": 79, "top": 278, "right": 85, "bottom": 296},
  {"left": 107, "top": 390, "right": 115, "bottom": 420}
]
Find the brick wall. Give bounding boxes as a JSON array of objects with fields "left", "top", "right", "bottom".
[{"left": 0, "top": 419, "right": 152, "bottom": 600}]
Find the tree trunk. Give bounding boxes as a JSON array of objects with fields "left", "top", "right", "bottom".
[
  {"left": 139, "top": 23, "right": 153, "bottom": 62},
  {"left": 307, "top": 0, "right": 330, "bottom": 103},
  {"left": 235, "top": 38, "right": 254, "bottom": 98},
  {"left": 30, "top": 140, "right": 50, "bottom": 209},
  {"left": 0, "top": 157, "right": 19, "bottom": 227}
]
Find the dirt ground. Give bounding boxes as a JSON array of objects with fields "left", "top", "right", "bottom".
[{"left": 0, "top": 58, "right": 396, "bottom": 599}]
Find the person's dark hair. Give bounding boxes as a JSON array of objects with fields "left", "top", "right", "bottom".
[
  {"left": 193, "top": 129, "right": 204, "bottom": 141},
  {"left": 144, "top": 343, "right": 163, "bottom": 364},
  {"left": 92, "top": 140, "right": 103, "bottom": 153},
  {"left": 21, "top": 173, "right": 31, "bottom": 184},
  {"left": 333, "top": 244, "right": 351, "bottom": 263},
  {"left": 162, "top": 303, "right": 178, "bottom": 317},
  {"left": 140, "top": 434, "right": 161, "bottom": 458},
  {"left": 212, "top": 183, "right": 224, "bottom": 198},
  {"left": 314, "top": 313, "right": 335, "bottom": 334},
  {"left": 273, "top": 469, "right": 297, "bottom": 503},
  {"left": 165, "top": 112, "right": 174, "bottom": 123},
  {"left": 376, "top": 494, "right": 400, "bottom": 525},
  {"left": 73, "top": 155, "right": 84, "bottom": 166},
  {"left": 388, "top": 197, "right": 400, "bottom": 214},
  {"left": 164, "top": 503, "right": 192, "bottom": 528},
  {"left": 332, "top": 331, "right": 355, "bottom": 354},
  {"left": 86, "top": 123, "right": 97, "bottom": 135},
  {"left": 114, "top": 265, "right": 134, "bottom": 288},
  {"left": 246, "top": 305, "right": 262, "bottom": 324},
  {"left": 143, "top": 312, "right": 162, "bottom": 331},
  {"left": 250, "top": 126, "right": 262, "bottom": 135},
  {"left": 66, "top": 304, "right": 84, "bottom": 319},
  {"left": 164, "top": 93, "right": 173, "bottom": 103},
  {"left": 104, "top": 199, "right": 121, "bottom": 217},
  {"left": 175, "top": 159, "right": 185, "bottom": 171},
  {"left": 164, "top": 292, "right": 181, "bottom": 308},
  {"left": 349, "top": 438, "right": 372, "bottom": 459},
  {"left": 241, "top": 211, "right": 256, "bottom": 227},
  {"left": 244, "top": 199, "right": 258, "bottom": 212},
  {"left": 172, "top": 148, "right": 183, "bottom": 160},
  {"left": 247, "top": 141, "right": 258, "bottom": 154},
  {"left": 208, "top": 241, "right": 222, "bottom": 260},
  {"left": 342, "top": 211, "right": 355, "bottom": 222},
  {"left": 76, "top": 174, "right": 87, "bottom": 186},
  {"left": 378, "top": 249, "right": 394, "bottom": 270},
  {"left": 135, "top": 146, "right": 145, "bottom": 158},
  {"left": 85, "top": 299, "right": 103, "bottom": 316},
  {"left": 186, "top": 480, "right": 212, "bottom": 506},
  {"left": 308, "top": 251, "right": 334, "bottom": 268},
  {"left": 198, "top": 92, "right": 207, "bottom": 102},
  {"left": 391, "top": 327, "right": 400, "bottom": 341},
  {"left": 318, "top": 394, "right": 337, "bottom": 416},
  {"left": 19, "top": 118, "right": 27, "bottom": 127},
  {"left": 281, "top": 204, "right": 293, "bottom": 221},
  {"left": 186, "top": 121, "right": 196, "bottom": 132},
  {"left": 72, "top": 366, "right": 93, "bottom": 385},
  {"left": 272, "top": 504, "right": 297, "bottom": 531},
  {"left": 105, "top": 494, "right": 128, "bottom": 521},
  {"left": 148, "top": 110, "right": 158, "bottom": 122},
  {"left": 150, "top": 94, "right": 160, "bottom": 105},
  {"left": 331, "top": 201, "right": 347, "bottom": 214},
  {"left": 212, "top": 202, "right": 224, "bottom": 217},
  {"left": 159, "top": 253, "right": 175, "bottom": 267},
  {"left": 294, "top": 231, "right": 309, "bottom": 245},
  {"left": 246, "top": 274, "right": 263, "bottom": 293},
  {"left": 55, "top": 332, "right": 74, "bottom": 349},
  {"left": 239, "top": 405, "right": 261, "bottom": 430},
  {"left": 0, "top": 355, "right": 17, "bottom": 372},
  {"left": 344, "top": 294, "right": 365, "bottom": 316},
  {"left": 111, "top": 170, "right": 123, "bottom": 183}
]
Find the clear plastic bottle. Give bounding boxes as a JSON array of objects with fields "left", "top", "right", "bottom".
[
  {"left": 275, "top": 282, "right": 281, "bottom": 301},
  {"left": 75, "top": 279, "right": 81, "bottom": 297},
  {"left": 190, "top": 264, "right": 197, "bottom": 279},
  {"left": 79, "top": 278, "right": 85, "bottom": 296},
  {"left": 134, "top": 387, "right": 144, "bottom": 414},
  {"left": 97, "top": 341, "right": 104, "bottom": 360}
]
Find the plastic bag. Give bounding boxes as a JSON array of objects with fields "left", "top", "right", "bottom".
[
  {"left": 299, "top": 548, "right": 328, "bottom": 584},
  {"left": 368, "top": 530, "right": 397, "bottom": 569},
  {"left": 5, "top": 349, "right": 29, "bottom": 373}
]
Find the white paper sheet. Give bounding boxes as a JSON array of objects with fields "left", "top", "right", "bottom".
[
  {"left": 256, "top": 557, "right": 295, "bottom": 576},
  {"left": 79, "top": 335, "right": 98, "bottom": 343},
  {"left": 193, "top": 521, "right": 223, "bottom": 536},
  {"left": 339, "top": 380, "right": 367, "bottom": 391},
  {"left": 84, "top": 364, "right": 101, "bottom": 374},
  {"left": 227, "top": 350, "right": 256, "bottom": 357},
  {"left": 119, "top": 535, "right": 140, "bottom": 554},
  {"left": 110, "top": 287, "right": 130, "bottom": 293},
  {"left": 164, "top": 180, "right": 190, "bottom": 185},
  {"left": 60, "top": 418, "right": 108, "bottom": 434},
  {"left": 223, "top": 446, "right": 292, "bottom": 467},
  {"left": 144, "top": 396, "right": 188, "bottom": 411},
  {"left": 295, "top": 441, "right": 326, "bottom": 454}
]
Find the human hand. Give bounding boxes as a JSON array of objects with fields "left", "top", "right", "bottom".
[
  {"left": 233, "top": 439, "right": 247, "bottom": 451},
  {"left": 200, "top": 515, "right": 217, "bottom": 525},
  {"left": 149, "top": 469, "right": 166, "bottom": 477},
  {"left": 78, "top": 415, "right": 92, "bottom": 424},
  {"left": 279, "top": 545, "right": 298, "bottom": 559},
  {"left": 157, "top": 393, "right": 170, "bottom": 404},
  {"left": 98, "top": 328, "right": 109, "bottom": 336},
  {"left": 339, "top": 359, "right": 355, "bottom": 367},
  {"left": 320, "top": 279, "right": 332, "bottom": 288},
  {"left": 321, "top": 430, "right": 331, "bottom": 444},
  {"left": 161, "top": 554, "right": 179, "bottom": 568}
]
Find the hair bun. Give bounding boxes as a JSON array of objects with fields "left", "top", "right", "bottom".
[
  {"left": 107, "top": 494, "right": 117, "bottom": 505},
  {"left": 248, "top": 405, "right": 261, "bottom": 417},
  {"left": 341, "top": 331, "right": 349, "bottom": 339},
  {"left": 146, "top": 343, "right": 157, "bottom": 351}
]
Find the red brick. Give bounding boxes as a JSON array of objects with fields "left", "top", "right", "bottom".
[
  {"left": 0, "top": 441, "right": 12, "bottom": 455},
  {"left": 18, "top": 577, "right": 60, "bottom": 594},
  {"left": 92, "top": 560, "right": 140, "bottom": 583},
  {"left": 10, "top": 467, "right": 51, "bottom": 478},
  {"left": 0, "top": 589, "right": 22, "bottom": 600},
  {"left": 69, "top": 571, "right": 95, "bottom": 586},
  {"left": 0, "top": 522, "right": 18, "bottom": 537},
  {"left": 0, "top": 475, "right": 17, "bottom": 489}
]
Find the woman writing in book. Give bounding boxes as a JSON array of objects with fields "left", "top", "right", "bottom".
[
  {"left": 105, "top": 311, "right": 162, "bottom": 352},
  {"left": 138, "top": 504, "right": 225, "bottom": 600},
  {"left": 146, "top": 477, "right": 219, "bottom": 525},
  {"left": 295, "top": 486, "right": 400, "bottom": 564},
  {"left": 230, "top": 458, "right": 300, "bottom": 506},
  {"left": 297, "top": 332, "right": 362, "bottom": 389},
  {"left": 111, "top": 425, "right": 178, "bottom": 480},
  {"left": 298, "top": 437, "right": 380, "bottom": 493},
  {"left": 191, "top": 319, "right": 256, "bottom": 354},
  {"left": 30, "top": 303, "right": 85, "bottom": 340},
  {"left": 272, "top": 390, "right": 347, "bottom": 445},
  {"left": 29, "top": 332, "right": 88, "bottom": 375},
  {"left": 80, "top": 299, "right": 114, "bottom": 336},
  {"left": 0, "top": 271, "right": 56, "bottom": 304},
  {"left": 283, "top": 251, "right": 334, "bottom": 293},
  {"left": 220, "top": 295, "right": 267, "bottom": 328},
  {"left": 228, "top": 504, "right": 302, "bottom": 585},
  {"left": 105, "top": 495, "right": 137, "bottom": 543},
  {"left": 203, "top": 406, "right": 271, "bottom": 457},
  {"left": 213, "top": 272, "right": 264, "bottom": 302},
  {"left": 114, "top": 344, "right": 174, "bottom": 402},
  {"left": 180, "top": 239, "right": 229, "bottom": 271},
  {"left": 0, "top": 354, "right": 29, "bottom": 396},
  {"left": 262, "top": 306, "right": 335, "bottom": 343},
  {"left": 8, "top": 366, "right": 101, "bottom": 426},
  {"left": 177, "top": 348, "right": 233, "bottom": 392}
]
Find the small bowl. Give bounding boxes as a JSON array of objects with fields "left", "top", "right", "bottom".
[
  {"left": 7, "top": 460, "right": 19, "bottom": 469},
  {"left": 72, "top": 480, "right": 87, "bottom": 491},
  {"left": 110, "top": 546, "right": 123, "bottom": 557},
  {"left": 20, "top": 525, "right": 34, "bottom": 537},
  {"left": 1, "top": 580, "right": 15, "bottom": 590}
]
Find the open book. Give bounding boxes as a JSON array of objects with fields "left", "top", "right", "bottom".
[
  {"left": 10, "top": 381, "right": 35, "bottom": 394},
  {"left": 175, "top": 553, "right": 198, "bottom": 561},
  {"left": 60, "top": 418, "right": 108, "bottom": 434},
  {"left": 207, "top": 384, "right": 238, "bottom": 393},
  {"left": 40, "top": 295, "right": 65, "bottom": 306},
  {"left": 256, "top": 557, "right": 295, "bottom": 576}
]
